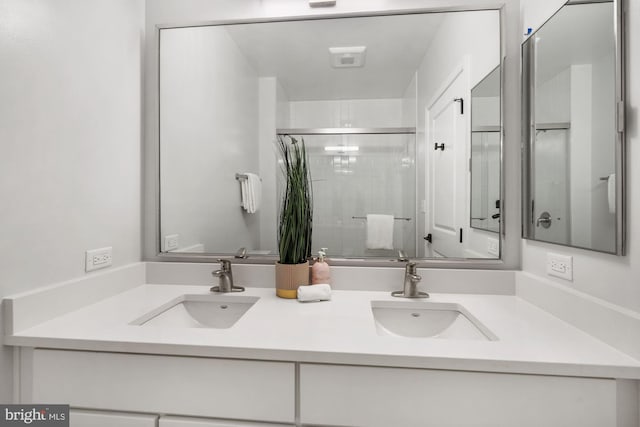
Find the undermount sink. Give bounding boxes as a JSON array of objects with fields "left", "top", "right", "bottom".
[
  {"left": 130, "top": 294, "right": 259, "bottom": 329},
  {"left": 371, "top": 300, "right": 497, "bottom": 341}
]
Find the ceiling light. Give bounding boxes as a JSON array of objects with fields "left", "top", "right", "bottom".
[
  {"left": 324, "top": 146, "right": 359, "bottom": 153},
  {"left": 309, "top": 0, "right": 336, "bottom": 7}
]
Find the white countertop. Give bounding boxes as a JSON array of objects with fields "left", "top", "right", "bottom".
[{"left": 6, "top": 284, "right": 640, "bottom": 379}]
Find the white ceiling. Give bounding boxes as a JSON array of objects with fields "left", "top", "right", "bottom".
[
  {"left": 224, "top": 13, "right": 446, "bottom": 101},
  {"left": 472, "top": 65, "right": 500, "bottom": 97},
  {"left": 534, "top": 2, "right": 614, "bottom": 84}
]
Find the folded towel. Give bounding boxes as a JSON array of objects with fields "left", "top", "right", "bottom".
[
  {"left": 240, "top": 178, "right": 249, "bottom": 211},
  {"left": 607, "top": 173, "right": 616, "bottom": 214},
  {"left": 240, "top": 173, "right": 262, "bottom": 214},
  {"left": 247, "top": 172, "right": 262, "bottom": 213},
  {"left": 297, "top": 284, "right": 332, "bottom": 302},
  {"left": 366, "top": 214, "right": 394, "bottom": 250}
]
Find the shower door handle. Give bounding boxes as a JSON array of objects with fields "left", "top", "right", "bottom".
[{"left": 536, "top": 211, "right": 552, "bottom": 228}]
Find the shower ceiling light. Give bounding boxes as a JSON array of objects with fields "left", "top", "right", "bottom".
[
  {"left": 325, "top": 145, "right": 359, "bottom": 152},
  {"left": 309, "top": 0, "right": 336, "bottom": 7},
  {"left": 329, "top": 46, "right": 366, "bottom": 68}
]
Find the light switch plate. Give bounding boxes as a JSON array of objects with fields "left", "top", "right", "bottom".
[
  {"left": 85, "top": 247, "right": 112, "bottom": 272},
  {"left": 546, "top": 252, "right": 573, "bottom": 281}
]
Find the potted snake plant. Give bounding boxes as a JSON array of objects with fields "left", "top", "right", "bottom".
[{"left": 275, "top": 135, "right": 313, "bottom": 298}]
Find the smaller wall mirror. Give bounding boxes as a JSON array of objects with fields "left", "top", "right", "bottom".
[
  {"left": 522, "top": 0, "right": 625, "bottom": 254},
  {"left": 470, "top": 66, "right": 501, "bottom": 233}
]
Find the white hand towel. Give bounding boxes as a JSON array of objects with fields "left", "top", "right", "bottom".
[
  {"left": 247, "top": 172, "right": 262, "bottom": 213},
  {"left": 366, "top": 214, "right": 394, "bottom": 250},
  {"left": 607, "top": 173, "right": 616, "bottom": 214},
  {"left": 240, "top": 178, "right": 249, "bottom": 211},
  {"left": 239, "top": 173, "right": 261, "bottom": 214},
  {"left": 297, "top": 284, "right": 332, "bottom": 302}
]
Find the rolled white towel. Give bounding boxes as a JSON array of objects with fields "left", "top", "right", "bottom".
[{"left": 297, "top": 284, "right": 332, "bottom": 302}]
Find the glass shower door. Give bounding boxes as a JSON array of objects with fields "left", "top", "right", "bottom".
[{"left": 289, "top": 132, "right": 416, "bottom": 258}]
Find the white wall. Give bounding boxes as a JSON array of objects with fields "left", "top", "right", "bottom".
[
  {"left": 289, "top": 99, "right": 403, "bottom": 128},
  {"left": 258, "top": 77, "right": 289, "bottom": 253},
  {"left": 160, "top": 26, "right": 260, "bottom": 253},
  {"left": 0, "top": 0, "right": 144, "bottom": 402},
  {"left": 520, "top": 0, "right": 640, "bottom": 314}
]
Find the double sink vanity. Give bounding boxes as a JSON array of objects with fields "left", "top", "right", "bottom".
[
  {"left": 5, "top": 262, "right": 639, "bottom": 427},
  {"left": 130, "top": 292, "right": 495, "bottom": 341}
]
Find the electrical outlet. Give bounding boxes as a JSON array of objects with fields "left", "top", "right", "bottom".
[
  {"left": 164, "top": 234, "right": 179, "bottom": 252},
  {"left": 546, "top": 252, "right": 573, "bottom": 281},
  {"left": 85, "top": 247, "right": 112, "bottom": 272},
  {"left": 487, "top": 238, "right": 499, "bottom": 257}
]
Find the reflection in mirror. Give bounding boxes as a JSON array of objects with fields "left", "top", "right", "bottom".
[
  {"left": 522, "top": 0, "right": 624, "bottom": 254},
  {"left": 470, "top": 66, "right": 501, "bottom": 234},
  {"left": 159, "top": 10, "right": 501, "bottom": 260},
  {"left": 293, "top": 131, "right": 416, "bottom": 258}
]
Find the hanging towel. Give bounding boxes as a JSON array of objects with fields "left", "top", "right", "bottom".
[
  {"left": 240, "top": 178, "right": 249, "bottom": 211},
  {"left": 247, "top": 172, "right": 262, "bottom": 213},
  {"left": 366, "top": 214, "right": 394, "bottom": 250},
  {"left": 607, "top": 173, "right": 616, "bottom": 214},
  {"left": 240, "top": 172, "right": 262, "bottom": 214}
]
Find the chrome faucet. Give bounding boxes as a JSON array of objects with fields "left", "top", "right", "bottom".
[
  {"left": 392, "top": 262, "right": 428, "bottom": 298},
  {"left": 211, "top": 259, "right": 245, "bottom": 293},
  {"left": 397, "top": 250, "right": 409, "bottom": 262}
]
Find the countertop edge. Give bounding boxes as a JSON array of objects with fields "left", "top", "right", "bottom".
[{"left": 6, "top": 334, "right": 640, "bottom": 380}]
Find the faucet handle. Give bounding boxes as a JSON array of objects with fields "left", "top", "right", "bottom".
[
  {"left": 405, "top": 261, "right": 418, "bottom": 275},
  {"left": 217, "top": 258, "right": 232, "bottom": 272},
  {"left": 235, "top": 247, "right": 248, "bottom": 259}
]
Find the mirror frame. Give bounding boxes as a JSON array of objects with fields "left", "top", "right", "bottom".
[
  {"left": 521, "top": 0, "right": 626, "bottom": 255},
  {"left": 152, "top": 6, "right": 509, "bottom": 268}
]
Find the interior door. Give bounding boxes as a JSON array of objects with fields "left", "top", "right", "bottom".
[{"left": 426, "top": 70, "right": 468, "bottom": 257}]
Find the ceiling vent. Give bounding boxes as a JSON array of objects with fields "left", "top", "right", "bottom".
[{"left": 329, "top": 46, "right": 366, "bottom": 68}]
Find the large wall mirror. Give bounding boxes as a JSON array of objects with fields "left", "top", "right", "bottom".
[
  {"left": 522, "top": 0, "right": 625, "bottom": 254},
  {"left": 159, "top": 9, "right": 502, "bottom": 261}
]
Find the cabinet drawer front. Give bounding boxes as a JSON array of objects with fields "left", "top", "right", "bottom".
[
  {"left": 160, "top": 415, "right": 294, "bottom": 426},
  {"left": 70, "top": 410, "right": 157, "bottom": 427},
  {"left": 32, "top": 350, "right": 294, "bottom": 423},
  {"left": 300, "top": 364, "right": 616, "bottom": 427}
]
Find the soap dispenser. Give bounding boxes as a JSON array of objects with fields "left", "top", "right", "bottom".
[{"left": 311, "top": 248, "right": 331, "bottom": 285}]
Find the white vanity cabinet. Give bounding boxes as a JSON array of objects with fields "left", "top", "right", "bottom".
[
  {"left": 24, "top": 350, "right": 295, "bottom": 424},
  {"left": 70, "top": 410, "right": 157, "bottom": 427},
  {"left": 159, "top": 416, "right": 293, "bottom": 426},
  {"left": 18, "top": 349, "right": 633, "bottom": 427},
  {"left": 299, "top": 364, "right": 620, "bottom": 427}
]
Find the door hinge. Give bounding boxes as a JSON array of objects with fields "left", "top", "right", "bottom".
[{"left": 454, "top": 98, "right": 464, "bottom": 114}]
